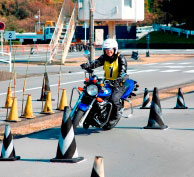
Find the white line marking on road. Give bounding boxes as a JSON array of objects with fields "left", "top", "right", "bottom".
[
  {"left": 160, "top": 70, "right": 180, "bottom": 72},
  {"left": 0, "top": 79, "right": 84, "bottom": 96},
  {"left": 143, "top": 63, "right": 157, "bottom": 65},
  {"left": 164, "top": 66, "right": 190, "bottom": 69},
  {"left": 184, "top": 70, "right": 194, "bottom": 73},
  {"left": 160, "top": 63, "right": 174, "bottom": 65},
  {"left": 128, "top": 69, "right": 158, "bottom": 74},
  {"left": 179, "top": 62, "right": 192, "bottom": 65}
]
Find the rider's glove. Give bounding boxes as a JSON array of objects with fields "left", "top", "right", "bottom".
[
  {"left": 80, "top": 63, "right": 90, "bottom": 70},
  {"left": 134, "top": 81, "right": 140, "bottom": 92},
  {"left": 113, "top": 77, "right": 123, "bottom": 87},
  {"left": 116, "top": 77, "right": 123, "bottom": 83},
  {"left": 128, "top": 81, "right": 140, "bottom": 98}
]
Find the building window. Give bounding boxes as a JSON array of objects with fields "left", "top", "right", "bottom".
[
  {"left": 78, "top": 0, "right": 83, "bottom": 9},
  {"left": 124, "top": 0, "right": 132, "bottom": 7}
]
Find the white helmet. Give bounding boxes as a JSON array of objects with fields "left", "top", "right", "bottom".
[{"left": 102, "top": 38, "right": 118, "bottom": 54}]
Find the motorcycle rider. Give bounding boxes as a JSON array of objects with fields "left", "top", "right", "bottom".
[{"left": 80, "top": 38, "right": 128, "bottom": 126}]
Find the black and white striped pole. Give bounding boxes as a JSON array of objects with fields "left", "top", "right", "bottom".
[
  {"left": 0, "top": 124, "right": 20, "bottom": 161},
  {"left": 50, "top": 106, "right": 84, "bottom": 163}
]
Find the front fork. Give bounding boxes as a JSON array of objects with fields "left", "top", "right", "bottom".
[
  {"left": 69, "top": 87, "right": 84, "bottom": 119},
  {"left": 69, "top": 86, "right": 96, "bottom": 126},
  {"left": 78, "top": 98, "right": 96, "bottom": 126}
]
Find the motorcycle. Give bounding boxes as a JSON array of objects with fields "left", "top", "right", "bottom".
[{"left": 69, "top": 67, "right": 139, "bottom": 130}]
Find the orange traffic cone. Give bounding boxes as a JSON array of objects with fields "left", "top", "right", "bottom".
[
  {"left": 3, "top": 86, "right": 13, "bottom": 108},
  {"left": 57, "top": 89, "right": 68, "bottom": 111},
  {"left": 7, "top": 97, "right": 21, "bottom": 122},
  {"left": 22, "top": 94, "right": 35, "bottom": 118},
  {"left": 41, "top": 91, "right": 54, "bottom": 114}
]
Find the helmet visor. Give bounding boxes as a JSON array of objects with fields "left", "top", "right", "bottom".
[{"left": 104, "top": 48, "right": 113, "bottom": 51}]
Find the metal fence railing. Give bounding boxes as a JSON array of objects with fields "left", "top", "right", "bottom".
[{"left": 0, "top": 52, "right": 12, "bottom": 72}]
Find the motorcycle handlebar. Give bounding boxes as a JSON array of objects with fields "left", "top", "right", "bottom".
[
  {"left": 104, "top": 80, "right": 116, "bottom": 87},
  {"left": 84, "top": 68, "right": 94, "bottom": 74}
]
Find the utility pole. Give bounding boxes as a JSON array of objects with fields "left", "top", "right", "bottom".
[
  {"left": 89, "top": 0, "right": 95, "bottom": 62},
  {"left": 131, "top": 0, "right": 139, "bottom": 60},
  {"left": 38, "top": 9, "right": 41, "bottom": 31}
]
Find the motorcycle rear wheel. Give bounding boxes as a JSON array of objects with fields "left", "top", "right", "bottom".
[{"left": 72, "top": 109, "right": 85, "bottom": 130}]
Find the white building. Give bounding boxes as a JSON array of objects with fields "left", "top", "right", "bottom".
[
  {"left": 78, "top": 0, "right": 144, "bottom": 40},
  {"left": 78, "top": 0, "right": 144, "bottom": 22}
]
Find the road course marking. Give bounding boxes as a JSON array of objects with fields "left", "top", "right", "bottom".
[
  {"left": 179, "top": 62, "right": 192, "bottom": 64},
  {"left": 163, "top": 66, "right": 192, "bottom": 68},
  {"left": 0, "top": 79, "right": 84, "bottom": 96},
  {"left": 160, "top": 63, "right": 174, "bottom": 65},
  {"left": 184, "top": 70, "right": 194, "bottom": 73},
  {"left": 144, "top": 63, "right": 157, "bottom": 65},
  {"left": 160, "top": 69, "right": 180, "bottom": 72}
]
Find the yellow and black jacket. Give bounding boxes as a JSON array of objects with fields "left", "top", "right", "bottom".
[{"left": 89, "top": 52, "right": 127, "bottom": 80}]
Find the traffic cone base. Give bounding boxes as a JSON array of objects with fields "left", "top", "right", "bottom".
[
  {"left": 140, "top": 107, "right": 150, "bottom": 109},
  {"left": 20, "top": 115, "right": 35, "bottom": 119},
  {"left": 6, "top": 119, "right": 21, "bottom": 122},
  {"left": 38, "top": 98, "right": 55, "bottom": 101},
  {"left": 50, "top": 156, "right": 84, "bottom": 163},
  {"left": 0, "top": 156, "right": 20, "bottom": 161},
  {"left": 144, "top": 124, "right": 168, "bottom": 130},
  {"left": 40, "top": 111, "right": 54, "bottom": 114},
  {"left": 174, "top": 107, "right": 188, "bottom": 109}
]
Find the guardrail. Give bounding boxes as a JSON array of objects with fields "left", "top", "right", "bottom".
[
  {"left": 0, "top": 52, "right": 12, "bottom": 72},
  {"left": 136, "top": 26, "right": 154, "bottom": 33},
  {"left": 153, "top": 24, "right": 194, "bottom": 38}
]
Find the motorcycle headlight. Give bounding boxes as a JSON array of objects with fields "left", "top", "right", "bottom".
[{"left": 86, "top": 84, "right": 98, "bottom": 96}]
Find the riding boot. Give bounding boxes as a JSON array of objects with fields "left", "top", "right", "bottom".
[{"left": 109, "top": 109, "right": 121, "bottom": 125}]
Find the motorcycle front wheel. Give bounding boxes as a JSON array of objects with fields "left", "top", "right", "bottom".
[
  {"left": 72, "top": 109, "right": 85, "bottom": 130},
  {"left": 103, "top": 117, "right": 121, "bottom": 130}
]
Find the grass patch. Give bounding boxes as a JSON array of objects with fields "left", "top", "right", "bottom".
[
  {"left": 125, "top": 31, "right": 194, "bottom": 49},
  {"left": 138, "top": 31, "right": 194, "bottom": 44}
]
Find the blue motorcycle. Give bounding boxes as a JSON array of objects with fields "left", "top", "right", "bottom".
[{"left": 70, "top": 68, "right": 139, "bottom": 130}]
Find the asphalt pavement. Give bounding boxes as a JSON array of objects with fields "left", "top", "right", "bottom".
[
  {"left": 0, "top": 91, "right": 194, "bottom": 177},
  {"left": 0, "top": 49, "right": 194, "bottom": 176}
]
